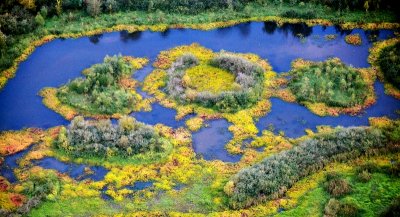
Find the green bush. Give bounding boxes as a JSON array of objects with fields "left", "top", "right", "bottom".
[
  {"left": 288, "top": 58, "right": 369, "bottom": 107},
  {"left": 227, "top": 127, "right": 386, "bottom": 208},
  {"left": 378, "top": 42, "right": 400, "bottom": 88},
  {"left": 357, "top": 170, "right": 372, "bottom": 182}
]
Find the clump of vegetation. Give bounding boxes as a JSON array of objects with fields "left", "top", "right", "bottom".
[
  {"left": 324, "top": 198, "right": 362, "bottom": 217},
  {"left": 225, "top": 127, "right": 386, "bottom": 208},
  {"left": 280, "top": 10, "right": 315, "bottom": 19},
  {"left": 379, "top": 197, "right": 400, "bottom": 217},
  {"left": 288, "top": 58, "right": 369, "bottom": 108},
  {"left": 324, "top": 173, "right": 352, "bottom": 197},
  {"left": 345, "top": 34, "right": 362, "bottom": 45},
  {"left": 164, "top": 47, "right": 265, "bottom": 112},
  {"left": 55, "top": 55, "right": 146, "bottom": 115},
  {"left": 377, "top": 42, "right": 400, "bottom": 88},
  {"left": 0, "top": 169, "right": 61, "bottom": 216},
  {"left": 56, "top": 116, "right": 166, "bottom": 158}
]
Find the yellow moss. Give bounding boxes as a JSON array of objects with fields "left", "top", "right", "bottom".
[
  {"left": 185, "top": 117, "right": 204, "bottom": 132},
  {"left": 185, "top": 65, "right": 237, "bottom": 93},
  {"left": 39, "top": 88, "right": 78, "bottom": 120}
]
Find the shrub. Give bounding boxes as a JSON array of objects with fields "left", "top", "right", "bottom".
[
  {"left": 345, "top": 34, "right": 362, "bottom": 45},
  {"left": 227, "top": 127, "right": 386, "bottom": 208},
  {"left": 377, "top": 42, "right": 400, "bottom": 88},
  {"left": 288, "top": 58, "right": 369, "bottom": 108},
  {"left": 379, "top": 197, "right": 400, "bottom": 217},
  {"left": 324, "top": 174, "right": 352, "bottom": 197},
  {"left": 34, "top": 13, "right": 45, "bottom": 26},
  {"left": 338, "top": 201, "right": 362, "bottom": 217},
  {"left": 86, "top": 0, "right": 102, "bottom": 17},
  {"left": 324, "top": 198, "right": 341, "bottom": 217},
  {"left": 56, "top": 116, "right": 165, "bottom": 158},
  {"left": 357, "top": 170, "right": 372, "bottom": 182}
]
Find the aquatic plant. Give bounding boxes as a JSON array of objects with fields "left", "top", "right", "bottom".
[
  {"left": 56, "top": 116, "right": 166, "bottom": 158},
  {"left": 345, "top": 33, "right": 362, "bottom": 45},
  {"left": 226, "top": 127, "right": 387, "bottom": 208}
]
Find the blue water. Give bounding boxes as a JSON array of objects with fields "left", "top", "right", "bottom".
[
  {"left": 0, "top": 22, "right": 395, "bottom": 131},
  {"left": 256, "top": 82, "right": 400, "bottom": 138},
  {"left": 0, "top": 144, "right": 35, "bottom": 183},
  {"left": 125, "top": 181, "right": 154, "bottom": 191},
  {"left": 34, "top": 157, "right": 108, "bottom": 181},
  {"left": 131, "top": 103, "right": 194, "bottom": 128},
  {"left": 0, "top": 22, "right": 398, "bottom": 163},
  {"left": 192, "top": 119, "right": 242, "bottom": 163}
]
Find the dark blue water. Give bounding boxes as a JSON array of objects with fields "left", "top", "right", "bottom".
[
  {"left": 34, "top": 157, "right": 108, "bottom": 181},
  {"left": 192, "top": 119, "right": 242, "bottom": 163},
  {"left": 0, "top": 22, "right": 395, "bottom": 131},
  {"left": 131, "top": 103, "right": 194, "bottom": 128},
  {"left": 0, "top": 144, "right": 35, "bottom": 183},
  {"left": 256, "top": 82, "right": 400, "bottom": 138},
  {"left": 125, "top": 181, "right": 154, "bottom": 191}
]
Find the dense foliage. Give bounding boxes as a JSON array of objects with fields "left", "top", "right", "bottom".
[
  {"left": 166, "top": 53, "right": 264, "bottom": 112},
  {"left": 226, "top": 127, "right": 386, "bottom": 208},
  {"left": 57, "top": 116, "right": 165, "bottom": 158},
  {"left": 377, "top": 42, "right": 400, "bottom": 88},
  {"left": 57, "top": 55, "right": 138, "bottom": 115},
  {"left": 288, "top": 58, "right": 369, "bottom": 107}
]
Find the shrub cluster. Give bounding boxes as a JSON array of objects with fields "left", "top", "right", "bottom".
[
  {"left": 226, "top": 127, "right": 386, "bottom": 208},
  {"left": 288, "top": 58, "right": 369, "bottom": 107},
  {"left": 324, "top": 198, "right": 362, "bottom": 217},
  {"left": 56, "top": 116, "right": 165, "bottom": 158},
  {"left": 324, "top": 173, "right": 352, "bottom": 197},
  {"left": 377, "top": 42, "right": 400, "bottom": 88},
  {"left": 166, "top": 53, "right": 264, "bottom": 112},
  {"left": 57, "top": 55, "right": 138, "bottom": 115}
]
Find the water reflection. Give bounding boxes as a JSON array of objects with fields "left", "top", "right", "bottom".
[
  {"left": 120, "top": 30, "right": 142, "bottom": 42},
  {"left": 263, "top": 21, "right": 277, "bottom": 35},
  {"left": 88, "top": 34, "right": 103, "bottom": 44}
]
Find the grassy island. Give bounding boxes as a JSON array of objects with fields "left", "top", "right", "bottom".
[
  {"left": 40, "top": 55, "right": 150, "bottom": 119},
  {"left": 284, "top": 58, "right": 376, "bottom": 116}
]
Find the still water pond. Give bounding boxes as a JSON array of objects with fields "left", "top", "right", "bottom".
[{"left": 0, "top": 22, "right": 399, "bottom": 163}]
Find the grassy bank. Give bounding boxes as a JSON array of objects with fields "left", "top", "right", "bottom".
[{"left": 0, "top": 2, "right": 398, "bottom": 90}]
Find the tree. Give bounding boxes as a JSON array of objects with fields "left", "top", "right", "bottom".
[
  {"left": 56, "top": 0, "right": 62, "bottom": 16},
  {"left": 86, "top": 0, "right": 102, "bottom": 17},
  {"left": 0, "top": 30, "right": 6, "bottom": 57},
  {"left": 35, "top": 13, "right": 45, "bottom": 26}
]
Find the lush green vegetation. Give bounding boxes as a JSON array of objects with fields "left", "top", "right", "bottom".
[
  {"left": 56, "top": 55, "right": 139, "bottom": 115},
  {"left": 378, "top": 42, "right": 400, "bottom": 88},
  {"left": 226, "top": 127, "right": 388, "bottom": 208},
  {"left": 166, "top": 53, "right": 264, "bottom": 112},
  {"left": 288, "top": 58, "right": 369, "bottom": 108},
  {"left": 56, "top": 116, "right": 166, "bottom": 158}
]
